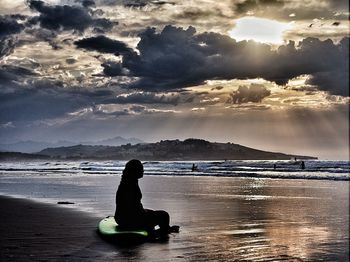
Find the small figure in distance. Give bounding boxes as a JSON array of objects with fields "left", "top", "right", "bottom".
[
  {"left": 301, "top": 161, "right": 305, "bottom": 170},
  {"left": 273, "top": 164, "right": 277, "bottom": 170},
  {"left": 115, "top": 159, "right": 179, "bottom": 238},
  {"left": 191, "top": 163, "right": 198, "bottom": 172}
]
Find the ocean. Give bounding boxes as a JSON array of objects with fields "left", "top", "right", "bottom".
[
  {"left": 0, "top": 159, "right": 349, "bottom": 180},
  {"left": 0, "top": 160, "right": 349, "bottom": 261}
]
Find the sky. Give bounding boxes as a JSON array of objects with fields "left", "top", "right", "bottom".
[{"left": 0, "top": 0, "right": 349, "bottom": 159}]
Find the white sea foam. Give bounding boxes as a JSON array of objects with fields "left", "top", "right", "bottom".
[{"left": 1, "top": 160, "right": 348, "bottom": 180}]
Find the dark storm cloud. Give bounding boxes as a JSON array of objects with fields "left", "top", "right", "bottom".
[
  {"left": 0, "top": 16, "right": 25, "bottom": 38},
  {"left": 288, "top": 37, "right": 349, "bottom": 96},
  {"left": 124, "top": 0, "right": 147, "bottom": 8},
  {"left": 227, "top": 84, "right": 271, "bottom": 104},
  {"left": 122, "top": 26, "right": 207, "bottom": 90},
  {"left": 27, "top": 0, "right": 116, "bottom": 32},
  {"left": 80, "top": 0, "right": 96, "bottom": 8},
  {"left": 0, "top": 38, "right": 17, "bottom": 59},
  {"left": 1, "top": 65, "right": 37, "bottom": 77},
  {"left": 306, "top": 71, "right": 349, "bottom": 96},
  {"left": 118, "top": 25, "right": 348, "bottom": 96},
  {"left": 0, "top": 65, "right": 37, "bottom": 89},
  {"left": 0, "top": 15, "right": 25, "bottom": 58},
  {"left": 74, "top": 35, "right": 134, "bottom": 55},
  {"left": 101, "top": 61, "right": 123, "bottom": 76}
]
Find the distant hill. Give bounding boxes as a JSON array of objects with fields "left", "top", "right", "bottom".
[
  {"left": 0, "top": 140, "right": 75, "bottom": 153},
  {"left": 37, "top": 139, "right": 317, "bottom": 160},
  {"left": 0, "top": 136, "right": 143, "bottom": 153},
  {"left": 86, "top": 136, "right": 143, "bottom": 146},
  {"left": 0, "top": 152, "right": 50, "bottom": 161}
]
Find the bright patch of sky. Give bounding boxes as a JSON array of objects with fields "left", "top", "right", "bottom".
[{"left": 229, "top": 17, "right": 292, "bottom": 44}]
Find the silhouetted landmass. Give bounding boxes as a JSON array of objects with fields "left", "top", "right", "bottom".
[
  {"left": 0, "top": 136, "right": 143, "bottom": 153},
  {"left": 0, "top": 141, "right": 75, "bottom": 154},
  {"left": 36, "top": 139, "right": 317, "bottom": 160},
  {"left": 0, "top": 152, "right": 50, "bottom": 161}
]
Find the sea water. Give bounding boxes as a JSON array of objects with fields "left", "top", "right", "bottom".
[
  {"left": 0, "top": 160, "right": 349, "bottom": 261},
  {"left": 0, "top": 159, "right": 349, "bottom": 180},
  {"left": 0, "top": 160, "right": 348, "bottom": 214}
]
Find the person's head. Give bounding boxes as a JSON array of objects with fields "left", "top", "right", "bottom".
[{"left": 122, "top": 159, "right": 144, "bottom": 180}]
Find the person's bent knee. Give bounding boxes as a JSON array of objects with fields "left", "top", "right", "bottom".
[{"left": 157, "top": 210, "right": 169, "bottom": 219}]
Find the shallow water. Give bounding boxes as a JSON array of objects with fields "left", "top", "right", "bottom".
[{"left": 0, "top": 161, "right": 349, "bottom": 261}]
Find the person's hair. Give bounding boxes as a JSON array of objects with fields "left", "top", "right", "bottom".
[{"left": 122, "top": 159, "right": 143, "bottom": 179}]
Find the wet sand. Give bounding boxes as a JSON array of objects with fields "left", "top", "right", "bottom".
[
  {"left": 0, "top": 196, "right": 110, "bottom": 261},
  {"left": 0, "top": 176, "right": 349, "bottom": 261}
]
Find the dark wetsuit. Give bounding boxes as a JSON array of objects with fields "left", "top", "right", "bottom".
[
  {"left": 115, "top": 177, "right": 145, "bottom": 227},
  {"left": 115, "top": 176, "right": 170, "bottom": 232}
]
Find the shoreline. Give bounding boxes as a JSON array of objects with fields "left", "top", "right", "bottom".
[{"left": 0, "top": 195, "right": 113, "bottom": 261}]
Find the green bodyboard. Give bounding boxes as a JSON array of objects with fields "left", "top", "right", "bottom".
[{"left": 98, "top": 216, "right": 148, "bottom": 238}]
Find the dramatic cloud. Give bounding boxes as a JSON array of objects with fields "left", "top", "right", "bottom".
[
  {"left": 0, "top": 0, "right": 347, "bottom": 160},
  {"left": 113, "top": 92, "right": 180, "bottom": 105},
  {"left": 0, "top": 65, "right": 37, "bottom": 78},
  {"left": 0, "top": 65, "right": 37, "bottom": 90},
  {"left": 27, "top": 0, "right": 116, "bottom": 32},
  {"left": 227, "top": 84, "right": 271, "bottom": 104},
  {"left": 0, "top": 15, "right": 24, "bottom": 37},
  {"left": 298, "top": 37, "right": 349, "bottom": 96},
  {"left": 101, "top": 61, "right": 123, "bottom": 76},
  {"left": 80, "top": 0, "right": 96, "bottom": 8},
  {"left": 74, "top": 35, "right": 134, "bottom": 55},
  {"left": 121, "top": 26, "right": 209, "bottom": 90},
  {"left": 0, "top": 38, "right": 17, "bottom": 59},
  {"left": 235, "top": 0, "right": 284, "bottom": 16},
  {"left": 233, "top": 0, "right": 349, "bottom": 21},
  {"left": 117, "top": 25, "right": 348, "bottom": 96},
  {"left": 94, "top": 0, "right": 174, "bottom": 7},
  {"left": 0, "top": 15, "right": 25, "bottom": 58},
  {"left": 0, "top": 70, "right": 115, "bottom": 122}
]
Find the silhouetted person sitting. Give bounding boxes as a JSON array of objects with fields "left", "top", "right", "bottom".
[{"left": 115, "top": 159, "right": 179, "bottom": 237}]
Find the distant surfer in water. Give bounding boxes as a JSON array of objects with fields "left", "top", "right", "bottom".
[
  {"left": 115, "top": 159, "right": 179, "bottom": 236},
  {"left": 191, "top": 163, "right": 198, "bottom": 172}
]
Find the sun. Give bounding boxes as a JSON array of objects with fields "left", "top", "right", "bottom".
[{"left": 229, "top": 17, "right": 291, "bottom": 45}]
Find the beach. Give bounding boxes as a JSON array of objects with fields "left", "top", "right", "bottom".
[
  {"left": 0, "top": 161, "right": 349, "bottom": 261},
  {"left": 0, "top": 196, "right": 105, "bottom": 261}
]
